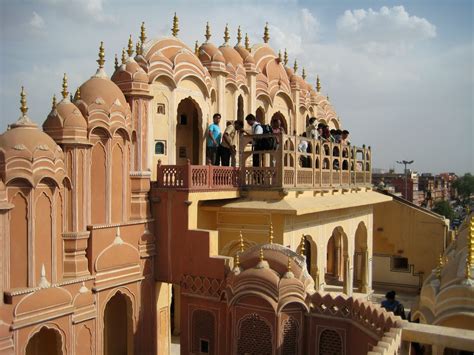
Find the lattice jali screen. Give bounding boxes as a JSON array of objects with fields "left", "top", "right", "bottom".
[
  {"left": 282, "top": 316, "right": 299, "bottom": 355},
  {"left": 191, "top": 310, "right": 215, "bottom": 354},
  {"left": 237, "top": 313, "right": 273, "bottom": 355},
  {"left": 319, "top": 328, "right": 343, "bottom": 355}
]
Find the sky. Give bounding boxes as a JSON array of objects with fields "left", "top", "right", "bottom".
[{"left": 0, "top": 0, "right": 472, "bottom": 174}]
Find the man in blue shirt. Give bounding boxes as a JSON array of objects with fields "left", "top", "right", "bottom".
[{"left": 206, "top": 113, "right": 222, "bottom": 165}]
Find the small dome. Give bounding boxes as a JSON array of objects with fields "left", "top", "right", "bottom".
[
  {"left": 198, "top": 42, "right": 225, "bottom": 64},
  {"left": 234, "top": 46, "right": 255, "bottom": 65},
  {"left": 77, "top": 75, "right": 128, "bottom": 116},
  {"left": 218, "top": 45, "right": 244, "bottom": 68},
  {"left": 111, "top": 59, "right": 148, "bottom": 85},
  {"left": 43, "top": 98, "right": 88, "bottom": 144}
]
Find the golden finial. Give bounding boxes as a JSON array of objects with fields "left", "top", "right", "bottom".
[
  {"left": 236, "top": 25, "right": 242, "bottom": 45},
  {"left": 172, "top": 12, "right": 179, "bottom": 37},
  {"left": 70, "top": 94, "right": 73, "bottom": 101},
  {"left": 121, "top": 48, "right": 127, "bottom": 65},
  {"left": 140, "top": 21, "right": 147, "bottom": 44},
  {"left": 235, "top": 253, "right": 240, "bottom": 268},
  {"left": 223, "top": 23, "right": 230, "bottom": 44},
  {"left": 114, "top": 53, "right": 119, "bottom": 69},
  {"left": 293, "top": 59, "right": 298, "bottom": 73},
  {"left": 195, "top": 40, "right": 199, "bottom": 56},
  {"left": 283, "top": 48, "right": 288, "bottom": 66},
  {"left": 263, "top": 22, "right": 270, "bottom": 43},
  {"left": 74, "top": 87, "right": 81, "bottom": 101},
  {"left": 326, "top": 94, "right": 330, "bottom": 101},
  {"left": 436, "top": 253, "right": 444, "bottom": 279},
  {"left": 299, "top": 235, "right": 305, "bottom": 256},
  {"left": 205, "top": 22, "right": 211, "bottom": 42},
  {"left": 316, "top": 75, "right": 321, "bottom": 92},
  {"left": 302, "top": 68, "right": 306, "bottom": 80},
  {"left": 269, "top": 223, "right": 274, "bottom": 244},
  {"left": 51, "top": 94, "right": 57, "bottom": 110},
  {"left": 245, "top": 33, "right": 250, "bottom": 51},
  {"left": 287, "top": 256, "right": 292, "bottom": 271},
  {"left": 259, "top": 248, "right": 265, "bottom": 262},
  {"left": 136, "top": 41, "right": 141, "bottom": 56},
  {"left": 127, "top": 35, "right": 134, "bottom": 57},
  {"left": 239, "top": 231, "right": 245, "bottom": 253},
  {"left": 61, "top": 73, "right": 69, "bottom": 99},
  {"left": 20, "top": 86, "right": 28, "bottom": 115},
  {"left": 468, "top": 217, "right": 474, "bottom": 266},
  {"left": 278, "top": 50, "right": 282, "bottom": 63},
  {"left": 97, "top": 41, "right": 105, "bottom": 68}
]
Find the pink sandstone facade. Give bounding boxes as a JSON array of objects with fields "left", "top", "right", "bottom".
[{"left": 1, "top": 16, "right": 473, "bottom": 355}]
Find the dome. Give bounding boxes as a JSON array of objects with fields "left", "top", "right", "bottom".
[
  {"left": 43, "top": 98, "right": 88, "bottom": 144},
  {"left": 112, "top": 59, "right": 148, "bottom": 85},
  {"left": 234, "top": 45, "right": 255, "bottom": 66},
  {"left": 0, "top": 108, "right": 65, "bottom": 187},
  {"left": 79, "top": 76, "right": 128, "bottom": 112},
  {"left": 198, "top": 42, "right": 225, "bottom": 64},
  {"left": 218, "top": 45, "right": 244, "bottom": 68}
]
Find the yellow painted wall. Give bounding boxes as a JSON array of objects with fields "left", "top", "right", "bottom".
[{"left": 373, "top": 200, "right": 447, "bottom": 282}]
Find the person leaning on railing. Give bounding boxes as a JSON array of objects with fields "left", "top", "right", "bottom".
[
  {"left": 220, "top": 120, "right": 243, "bottom": 167},
  {"left": 245, "top": 114, "right": 263, "bottom": 167},
  {"left": 206, "top": 113, "right": 222, "bottom": 165}
]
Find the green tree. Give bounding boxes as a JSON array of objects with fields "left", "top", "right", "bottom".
[
  {"left": 453, "top": 173, "right": 474, "bottom": 201},
  {"left": 432, "top": 200, "right": 455, "bottom": 220}
]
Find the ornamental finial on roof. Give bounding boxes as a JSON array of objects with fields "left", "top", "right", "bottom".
[
  {"left": 236, "top": 25, "right": 242, "bottom": 45},
  {"left": 140, "top": 21, "right": 147, "bottom": 44},
  {"left": 299, "top": 234, "right": 305, "bottom": 256},
  {"left": 74, "top": 87, "right": 81, "bottom": 101},
  {"left": 235, "top": 253, "right": 240, "bottom": 268},
  {"left": 136, "top": 41, "right": 141, "bottom": 56},
  {"left": 436, "top": 253, "right": 444, "bottom": 279},
  {"left": 127, "top": 35, "right": 134, "bottom": 57},
  {"left": 114, "top": 54, "right": 119, "bottom": 70},
  {"left": 223, "top": 23, "right": 230, "bottom": 44},
  {"left": 278, "top": 50, "right": 282, "bottom": 63},
  {"left": 316, "top": 75, "right": 321, "bottom": 92},
  {"left": 245, "top": 33, "right": 250, "bottom": 51},
  {"left": 284, "top": 49, "right": 288, "bottom": 66},
  {"left": 121, "top": 48, "right": 127, "bottom": 65},
  {"left": 61, "top": 73, "right": 69, "bottom": 99},
  {"left": 287, "top": 256, "right": 292, "bottom": 271},
  {"left": 20, "top": 86, "right": 28, "bottom": 116},
  {"left": 239, "top": 231, "right": 245, "bottom": 253},
  {"left": 269, "top": 223, "right": 274, "bottom": 244},
  {"left": 302, "top": 68, "right": 306, "bottom": 80},
  {"left": 293, "top": 59, "right": 298, "bottom": 73},
  {"left": 97, "top": 41, "right": 105, "bottom": 69},
  {"left": 259, "top": 248, "right": 265, "bottom": 262},
  {"left": 194, "top": 41, "right": 199, "bottom": 55},
  {"left": 172, "top": 12, "right": 179, "bottom": 37},
  {"left": 326, "top": 94, "right": 330, "bottom": 101},
  {"left": 466, "top": 217, "right": 474, "bottom": 279},
  {"left": 205, "top": 22, "right": 211, "bottom": 42},
  {"left": 51, "top": 94, "right": 57, "bottom": 110},
  {"left": 263, "top": 22, "right": 270, "bottom": 43}
]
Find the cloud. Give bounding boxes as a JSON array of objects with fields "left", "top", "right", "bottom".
[
  {"left": 39, "top": 0, "right": 117, "bottom": 24},
  {"left": 301, "top": 8, "right": 319, "bottom": 33},
  {"left": 29, "top": 11, "right": 45, "bottom": 29},
  {"left": 336, "top": 6, "right": 436, "bottom": 55}
]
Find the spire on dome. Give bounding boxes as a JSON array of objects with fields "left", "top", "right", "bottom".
[
  {"left": 263, "top": 22, "right": 270, "bottom": 43},
  {"left": 140, "top": 21, "right": 147, "bottom": 44},
  {"left": 245, "top": 33, "right": 250, "bottom": 51},
  {"left": 121, "top": 48, "right": 127, "bottom": 65},
  {"left": 114, "top": 54, "right": 119, "bottom": 70},
  {"left": 302, "top": 68, "right": 306, "bottom": 80},
  {"left": 172, "top": 12, "right": 179, "bottom": 37},
  {"left": 194, "top": 40, "right": 199, "bottom": 55},
  {"left": 239, "top": 231, "right": 245, "bottom": 253},
  {"left": 205, "top": 22, "right": 211, "bottom": 42},
  {"left": 236, "top": 25, "right": 242, "bottom": 45},
  {"left": 61, "top": 73, "right": 69, "bottom": 99},
  {"left": 269, "top": 223, "right": 274, "bottom": 244},
  {"left": 223, "top": 23, "right": 230, "bottom": 44},
  {"left": 11, "top": 86, "right": 35, "bottom": 127},
  {"left": 316, "top": 75, "right": 321, "bottom": 92},
  {"left": 259, "top": 248, "right": 265, "bottom": 262},
  {"left": 127, "top": 35, "right": 134, "bottom": 57},
  {"left": 283, "top": 48, "right": 288, "bottom": 66},
  {"left": 299, "top": 235, "right": 305, "bottom": 256},
  {"left": 51, "top": 94, "right": 57, "bottom": 110},
  {"left": 20, "top": 86, "right": 28, "bottom": 116},
  {"left": 135, "top": 41, "right": 141, "bottom": 56},
  {"left": 293, "top": 59, "right": 298, "bottom": 73},
  {"left": 326, "top": 94, "right": 330, "bottom": 101},
  {"left": 97, "top": 41, "right": 105, "bottom": 69},
  {"left": 278, "top": 50, "right": 282, "bottom": 63},
  {"left": 74, "top": 87, "right": 81, "bottom": 101}
]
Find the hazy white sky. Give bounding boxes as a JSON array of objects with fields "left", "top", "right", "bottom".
[{"left": 0, "top": 0, "right": 472, "bottom": 174}]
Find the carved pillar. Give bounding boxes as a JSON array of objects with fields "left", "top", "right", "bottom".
[
  {"left": 335, "top": 245, "right": 342, "bottom": 281},
  {"left": 343, "top": 255, "right": 353, "bottom": 296},
  {"left": 359, "top": 248, "right": 370, "bottom": 293}
]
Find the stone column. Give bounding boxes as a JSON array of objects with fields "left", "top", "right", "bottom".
[
  {"left": 343, "top": 255, "right": 353, "bottom": 296},
  {"left": 360, "top": 249, "right": 370, "bottom": 293}
]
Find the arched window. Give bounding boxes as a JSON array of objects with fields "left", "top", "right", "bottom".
[
  {"left": 26, "top": 327, "right": 63, "bottom": 355},
  {"left": 237, "top": 314, "right": 272, "bottom": 354},
  {"left": 282, "top": 317, "right": 299, "bottom": 355},
  {"left": 319, "top": 329, "right": 343, "bottom": 354},
  {"left": 155, "top": 141, "right": 166, "bottom": 155}
]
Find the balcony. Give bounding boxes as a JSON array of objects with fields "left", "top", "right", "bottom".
[{"left": 156, "top": 133, "right": 372, "bottom": 191}]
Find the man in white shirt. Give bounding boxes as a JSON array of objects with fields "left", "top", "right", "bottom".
[{"left": 245, "top": 114, "right": 263, "bottom": 167}]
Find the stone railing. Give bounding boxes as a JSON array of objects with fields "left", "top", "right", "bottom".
[
  {"left": 155, "top": 133, "right": 372, "bottom": 191},
  {"left": 239, "top": 133, "right": 372, "bottom": 189},
  {"left": 156, "top": 160, "right": 239, "bottom": 190}
]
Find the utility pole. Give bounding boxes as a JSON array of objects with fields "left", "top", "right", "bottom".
[{"left": 396, "top": 160, "right": 414, "bottom": 201}]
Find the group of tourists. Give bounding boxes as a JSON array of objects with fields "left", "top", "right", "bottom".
[{"left": 205, "top": 113, "right": 351, "bottom": 168}]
